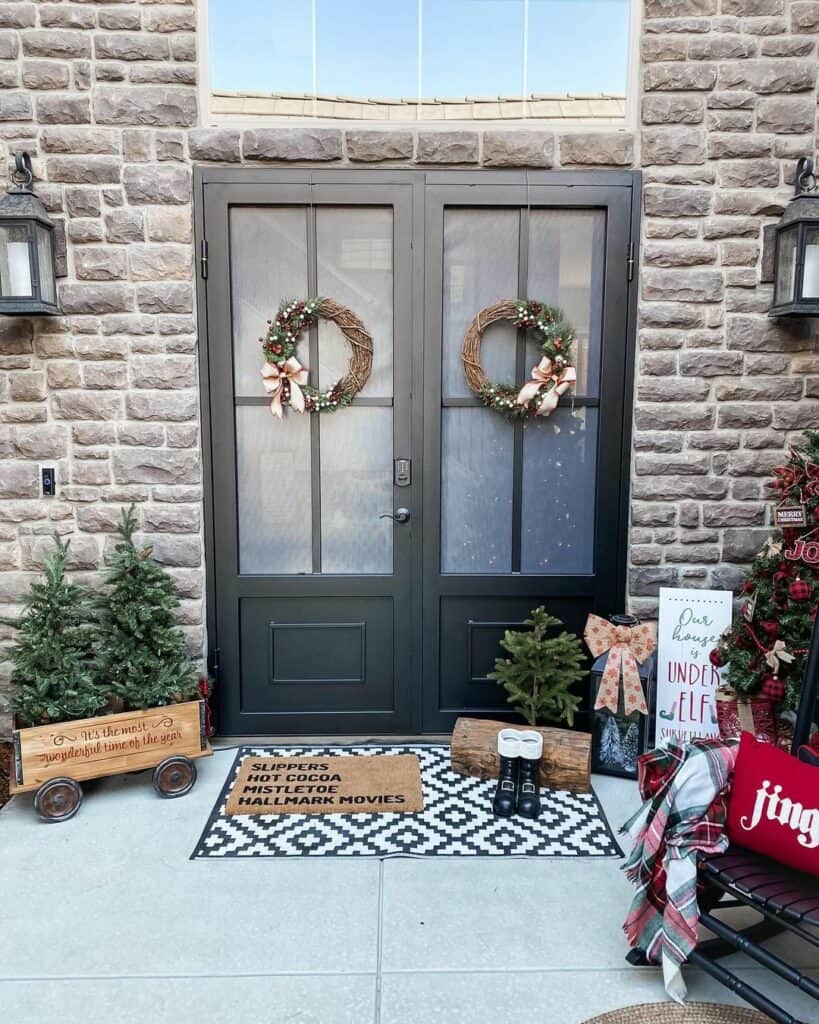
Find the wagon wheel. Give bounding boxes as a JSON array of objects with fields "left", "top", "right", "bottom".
[
  {"left": 34, "top": 777, "right": 83, "bottom": 823},
  {"left": 153, "top": 755, "right": 197, "bottom": 798}
]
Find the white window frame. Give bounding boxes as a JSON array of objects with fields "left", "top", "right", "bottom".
[{"left": 197, "top": 0, "right": 642, "bottom": 133}]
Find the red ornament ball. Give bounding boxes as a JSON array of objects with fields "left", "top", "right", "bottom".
[
  {"left": 742, "top": 581, "right": 756, "bottom": 594},
  {"left": 761, "top": 674, "right": 785, "bottom": 702},
  {"left": 709, "top": 648, "right": 725, "bottom": 669},
  {"left": 789, "top": 577, "right": 812, "bottom": 601},
  {"left": 760, "top": 619, "right": 779, "bottom": 636}
]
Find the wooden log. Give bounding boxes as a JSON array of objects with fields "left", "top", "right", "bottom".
[{"left": 450, "top": 717, "right": 591, "bottom": 794}]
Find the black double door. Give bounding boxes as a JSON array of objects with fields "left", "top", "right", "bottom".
[{"left": 197, "top": 169, "right": 638, "bottom": 735}]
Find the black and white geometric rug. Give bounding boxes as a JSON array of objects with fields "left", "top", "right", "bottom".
[{"left": 192, "top": 745, "right": 623, "bottom": 859}]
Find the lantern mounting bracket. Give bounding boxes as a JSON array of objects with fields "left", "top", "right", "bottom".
[
  {"left": 795, "top": 157, "right": 816, "bottom": 198},
  {"left": 9, "top": 152, "right": 34, "bottom": 193}
]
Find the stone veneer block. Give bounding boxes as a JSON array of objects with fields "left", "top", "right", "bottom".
[
  {"left": 559, "top": 132, "right": 634, "bottom": 166},
  {"left": 482, "top": 131, "right": 555, "bottom": 167},
  {"left": 242, "top": 128, "right": 342, "bottom": 162},
  {"left": 416, "top": 132, "right": 479, "bottom": 164},
  {"left": 346, "top": 131, "right": 413, "bottom": 162}
]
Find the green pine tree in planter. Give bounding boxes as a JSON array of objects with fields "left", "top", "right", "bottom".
[
  {"left": 97, "top": 506, "right": 199, "bottom": 710},
  {"left": 488, "top": 607, "right": 586, "bottom": 727},
  {"left": 6, "top": 536, "right": 107, "bottom": 726}
]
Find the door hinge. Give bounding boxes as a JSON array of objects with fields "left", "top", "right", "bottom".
[
  {"left": 210, "top": 646, "right": 220, "bottom": 683},
  {"left": 627, "top": 242, "right": 635, "bottom": 282},
  {"left": 200, "top": 238, "right": 209, "bottom": 280}
]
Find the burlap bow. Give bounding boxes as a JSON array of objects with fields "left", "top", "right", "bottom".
[
  {"left": 584, "top": 613, "right": 657, "bottom": 716},
  {"left": 261, "top": 358, "right": 309, "bottom": 418},
  {"left": 764, "top": 639, "right": 794, "bottom": 675},
  {"left": 515, "top": 356, "right": 577, "bottom": 417}
]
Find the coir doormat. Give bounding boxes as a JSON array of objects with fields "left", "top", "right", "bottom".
[
  {"left": 192, "top": 745, "right": 623, "bottom": 859},
  {"left": 225, "top": 753, "right": 423, "bottom": 816}
]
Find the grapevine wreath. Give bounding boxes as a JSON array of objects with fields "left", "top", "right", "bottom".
[
  {"left": 260, "top": 298, "right": 373, "bottom": 417},
  {"left": 461, "top": 299, "right": 577, "bottom": 418}
]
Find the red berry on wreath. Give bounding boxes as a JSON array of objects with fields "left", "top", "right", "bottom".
[
  {"left": 709, "top": 648, "right": 724, "bottom": 668},
  {"left": 742, "top": 581, "right": 756, "bottom": 594},
  {"left": 761, "top": 674, "right": 785, "bottom": 702},
  {"left": 760, "top": 619, "right": 779, "bottom": 636},
  {"left": 789, "top": 577, "right": 812, "bottom": 601}
]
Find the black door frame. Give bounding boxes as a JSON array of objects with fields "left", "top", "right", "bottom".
[{"left": 194, "top": 167, "right": 641, "bottom": 737}]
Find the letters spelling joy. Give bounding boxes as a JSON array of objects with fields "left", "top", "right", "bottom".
[{"left": 741, "top": 779, "right": 819, "bottom": 850}]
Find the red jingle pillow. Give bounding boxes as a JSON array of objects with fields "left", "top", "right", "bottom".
[{"left": 727, "top": 732, "right": 819, "bottom": 879}]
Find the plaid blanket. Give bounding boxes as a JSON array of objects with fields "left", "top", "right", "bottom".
[{"left": 621, "top": 738, "right": 738, "bottom": 1002}]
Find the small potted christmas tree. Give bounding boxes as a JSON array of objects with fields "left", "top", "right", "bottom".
[
  {"left": 450, "top": 607, "right": 592, "bottom": 793},
  {"left": 488, "top": 606, "right": 586, "bottom": 726}
]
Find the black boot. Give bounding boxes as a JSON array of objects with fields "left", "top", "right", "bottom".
[
  {"left": 492, "top": 729, "right": 520, "bottom": 818},
  {"left": 516, "top": 731, "right": 543, "bottom": 820}
]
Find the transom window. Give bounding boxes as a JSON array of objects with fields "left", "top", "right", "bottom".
[{"left": 206, "top": 0, "right": 634, "bottom": 123}]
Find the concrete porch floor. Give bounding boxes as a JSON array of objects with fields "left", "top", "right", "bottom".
[{"left": 2, "top": 745, "right": 818, "bottom": 1024}]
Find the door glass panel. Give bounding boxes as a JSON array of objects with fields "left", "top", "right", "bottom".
[
  {"left": 527, "top": 209, "right": 605, "bottom": 396},
  {"left": 320, "top": 408, "right": 393, "bottom": 574},
  {"left": 236, "top": 405, "right": 312, "bottom": 574},
  {"left": 442, "top": 209, "right": 520, "bottom": 399},
  {"left": 521, "top": 407, "right": 597, "bottom": 575},
  {"left": 441, "top": 408, "right": 513, "bottom": 573},
  {"left": 230, "top": 206, "right": 308, "bottom": 396},
  {"left": 316, "top": 206, "right": 393, "bottom": 398}
]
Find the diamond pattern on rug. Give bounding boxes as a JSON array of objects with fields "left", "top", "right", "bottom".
[{"left": 191, "top": 745, "right": 623, "bottom": 859}]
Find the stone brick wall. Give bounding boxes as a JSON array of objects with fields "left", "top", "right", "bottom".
[
  {"left": 631, "top": 0, "right": 819, "bottom": 617},
  {"left": 0, "top": 0, "right": 817, "bottom": 733}
]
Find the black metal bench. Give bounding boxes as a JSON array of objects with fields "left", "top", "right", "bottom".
[{"left": 627, "top": 616, "right": 819, "bottom": 1024}]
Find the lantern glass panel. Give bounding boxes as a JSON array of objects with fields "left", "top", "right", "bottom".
[
  {"left": 775, "top": 225, "right": 799, "bottom": 306},
  {"left": 35, "top": 223, "right": 56, "bottom": 304},
  {"left": 0, "top": 223, "right": 33, "bottom": 298},
  {"left": 803, "top": 226, "right": 819, "bottom": 300}
]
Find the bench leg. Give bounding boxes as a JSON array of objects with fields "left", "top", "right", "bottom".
[
  {"left": 687, "top": 949, "right": 806, "bottom": 1024},
  {"left": 700, "top": 911, "right": 819, "bottom": 1002}
]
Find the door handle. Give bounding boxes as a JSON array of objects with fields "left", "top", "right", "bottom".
[{"left": 379, "top": 507, "right": 411, "bottom": 524}]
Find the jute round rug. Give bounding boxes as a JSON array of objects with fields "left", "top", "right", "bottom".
[{"left": 583, "top": 1003, "right": 767, "bottom": 1024}]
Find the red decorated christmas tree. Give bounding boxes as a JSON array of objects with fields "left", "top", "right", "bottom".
[{"left": 713, "top": 433, "right": 819, "bottom": 712}]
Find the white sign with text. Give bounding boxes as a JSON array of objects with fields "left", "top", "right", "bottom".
[{"left": 656, "top": 587, "right": 734, "bottom": 746}]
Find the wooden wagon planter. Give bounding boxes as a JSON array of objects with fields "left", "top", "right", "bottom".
[{"left": 9, "top": 699, "right": 212, "bottom": 822}]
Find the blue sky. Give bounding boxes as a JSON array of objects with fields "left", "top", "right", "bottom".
[{"left": 208, "top": 1, "right": 631, "bottom": 98}]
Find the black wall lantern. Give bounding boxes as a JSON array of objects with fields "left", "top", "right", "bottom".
[
  {"left": 0, "top": 152, "right": 60, "bottom": 316},
  {"left": 770, "top": 157, "right": 819, "bottom": 319}
]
